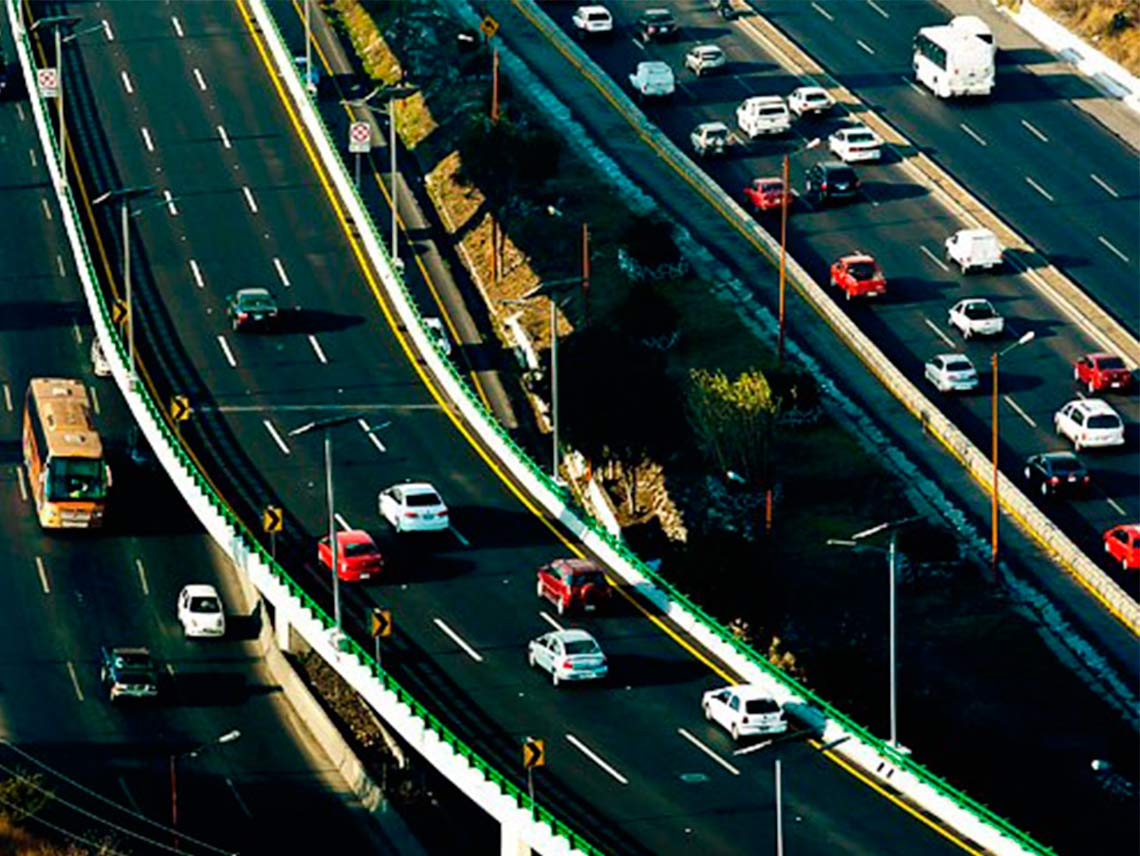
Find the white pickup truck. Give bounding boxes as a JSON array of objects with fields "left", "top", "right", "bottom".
[
  {"left": 629, "top": 61, "right": 675, "bottom": 101},
  {"left": 690, "top": 122, "right": 734, "bottom": 157}
]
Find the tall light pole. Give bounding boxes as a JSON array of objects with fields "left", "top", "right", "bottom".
[
  {"left": 170, "top": 729, "right": 240, "bottom": 852},
  {"left": 93, "top": 185, "right": 157, "bottom": 391},
  {"left": 303, "top": 0, "right": 313, "bottom": 95},
  {"left": 30, "top": 15, "right": 80, "bottom": 188},
  {"left": 828, "top": 515, "right": 920, "bottom": 748},
  {"left": 778, "top": 137, "right": 820, "bottom": 362},
  {"left": 991, "top": 330, "right": 1036, "bottom": 568}
]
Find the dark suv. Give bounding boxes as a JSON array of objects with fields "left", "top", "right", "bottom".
[
  {"left": 100, "top": 646, "right": 159, "bottom": 702},
  {"left": 804, "top": 161, "right": 859, "bottom": 205},
  {"left": 537, "top": 559, "right": 611, "bottom": 615},
  {"left": 1023, "top": 452, "right": 1089, "bottom": 497},
  {"left": 636, "top": 9, "right": 679, "bottom": 42}
]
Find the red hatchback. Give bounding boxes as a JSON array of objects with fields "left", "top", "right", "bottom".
[
  {"left": 1074, "top": 353, "right": 1132, "bottom": 394},
  {"left": 1104, "top": 524, "right": 1140, "bottom": 571},
  {"left": 830, "top": 253, "right": 886, "bottom": 301},
  {"left": 318, "top": 530, "right": 383, "bottom": 581},
  {"left": 743, "top": 177, "right": 788, "bottom": 213},
  {"left": 536, "top": 559, "right": 611, "bottom": 615}
]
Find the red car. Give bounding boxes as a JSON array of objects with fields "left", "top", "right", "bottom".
[
  {"left": 1073, "top": 353, "right": 1132, "bottom": 394},
  {"left": 1104, "top": 524, "right": 1140, "bottom": 571},
  {"left": 536, "top": 558, "right": 611, "bottom": 615},
  {"left": 830, "top": 253, "right": 886, "bottom": 301},
  {"left": 743, "top": 177, "right": 789, "bottom": 213},
  {"left": 318, "top": 530, "right": 383, "bottom": 581}
]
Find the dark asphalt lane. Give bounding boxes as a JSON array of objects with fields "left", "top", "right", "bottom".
[
  {"left": 48, "top": 0, "right": 971, "bottom": 853},
  {"left": 540, "top": 0, "right": 1140, "bottom": 600}
]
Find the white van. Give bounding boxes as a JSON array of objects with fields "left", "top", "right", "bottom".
[
  {"left": 949, "top": 15, "right": 996, "bottom": 54},
  {"left": 735, "top": 96, "right": 791, "bottom": 138},
  {"left": 945, "top": 228, "right": 1003, "bottom": 273}
]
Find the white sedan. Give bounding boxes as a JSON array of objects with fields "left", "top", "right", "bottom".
[
  {"left": 177, "top": 584, "right": 226, "bottom": 638},
  {"left": 948, "top": 298, "right": 1004, "bottom": 338},
  {"left": 924, "top": 353, "right": 980, "bottom": 392},
  {"left": 378, "top": 482, "right": 449, "bottom": 533},
  {"left": 702, "top": 685, "right": 788, "bottom": 740},
  {"left": 828, "top": 125, "right": 882, "bottom": 162},
  {"left": 788, "top": 85, "right": 834, "bottom": 117},
  {"left": 527, "top": 629, "right": 608, "bottom": 686}
]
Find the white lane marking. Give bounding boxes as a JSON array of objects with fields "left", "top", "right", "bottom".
[
  {"left": 565, "top": 733, "right": 629, "bottom": 784},
  {"left": 959, "top": 122, "right": 987, "bottom": 146},
  {"left": 189, "top": 259, "right": 205, "bottom": 288},
  {"left": 118, "top": 779, "right": 141, "bottom": 815},
  {"left": 856, "top": 39, "right": 875, "bottom": 55},
  {"left": 217, "top": 125, "right": 232, "bottom": 150},
  {"left": 811, "top": 2, "right": 834, "bottom": 21},
  {"left": 163, "top": 189, "right": 178, "bottom": 216},
  {"left": 1025, "top": 176, "right": 1053, "bottom": 201},
  {"left": 2, "top": 383, "right": 12, "bottom": 412},
  {"left": 226, "top": 778, "right": 252, "bottom": 817},
  {"left": 140, "top": 127, "right": 155, "bottom": 152},
  {"left": 1002, "top": 394, "right": 1036, "bottom": 428},
  {"left": 1089, "top": 173, "right": 1119, "bottom": 198},
  {"left": 450, "top": 527, "right": 470, "bottom": 547},
  {"left": 192, "top": 68, "right": 208, "bottom": 91},
  {"left": 919, "top": 245, "right": 950, "bottom": 272},
  {"left": 171, "top": 15, "right": 184, "bottom": 38},
  {"left": 272, "top": 257, "right": 291, "bottom": 287},
  {"left": 358, "top": 418, "right": 387, "bottom": 453},
  {"left": 41, "top": 198, "right": 53, "bottom": 221},
  {"left": 35, "top": 557, "right": 50, "bottom": 594},
  {"left": 539, "top": 611, "right": 563, "bottom": 632},
  {"left": 1020, "top": 119, "right": 1048, "bottom": 142},
  {"left": 57, "top": 254, "right": 67, "bottom": 276},
  {"left": 866, "top": 0, "right": 889, "bottom": 18},
  {"left": 1098, "top": 235, "right": 1130, "bottom": 263},
  {"left": 101, "top": 19, "right": 114, "bottom": 41},
  {"left": 241, "top": 186, "right": 259, "bottom": 214},
  {"left": 89, "top": 386, "right": 101, "bottom": 416},
  {"left": 334, "top": 512, "right": 352, "bottom": 531},
  {"left": 217, "top": 335, "right": 237, "bottom": 367},
  {"left": 1106, "top": 496, "right": 1126, "bottom": 515},
  {"left": 631, "top": 38, "right": 645, "bottom": 52},
  {"left": 16, "top": 102, "right": 25, "bottom": 121},
  {"left": 66, "top": 662, "right": 84, "bottom": 701},
  {"left": 16, "top": 466, "right": 28, "bottom": 502},
  {"left": 433, "top": 618, "right": 484, "bottom": 663},
  {"left": 902, "top": 76, "right": 925, "bottom": 95},
  {"left": 28, "top": 147, "right": 37, "bottom": 168},
  {"left": 120, "top": 71, "right": 134, "bottom": 94},
  {"left": 262, "top": 419, "right": 291, "bottom": 455},
  {"left": 166, "top": 663, "right": 176, "bottom": 677},
  {"left": 923, "top": 317, "right": 956, "bottom": 348},
  {"left": 677, "top": 728, "right": 741, "bottom": 775},
  {"left": 308, "top": 335, "right": 328, "bottom": 364},
  {"left": 134, "top": 558, "right": 150, "bottom": 596},
  {"left": 73, "top": 322, "right": 83, "bottom": 344}
]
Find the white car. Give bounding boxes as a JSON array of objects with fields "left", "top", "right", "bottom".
[
  {"left": 924, "top": 353, "right": 979, "bottom": 392},
  {"left": 527, "top": 629, "right": 608, "bottom": 686},
  {"left": 684, "top": 44, "right": 726, "bottom": 77},
  {"left": 1054, "top": 399, "right": 1126, "bottom": 450},
  {"left": 828, "top": 125, "right": 882, "bottom": 162},
  {"left": 90, "top": 337, "right": 111, "bottom": 377},
  {"left": 378, "top": 482, "right": 450, "bottom": 532},
  {"left": 736, "top": 95, "right": 791, "bottom": 138},
  {"left": 177, "top": 584, "right": 226, "bottom": 638},
  {"left": 423, "top": 317, "right": 452, "bottom": 357},
  {"left": 702, "top": 685, "right": 788, "bottom": 740},
  {"left": 948, "top": 298, "right": 1004, "bottom": 338},
  {"left": 572, "top": 5, "right": 613, "bottom": 37},
  {"left": 788, "top": 85, "right": 835, "bottom": 117}
]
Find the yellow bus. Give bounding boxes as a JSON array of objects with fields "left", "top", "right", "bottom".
[{"left": 23, "top": 378, "right": 110, "bottom": 529}]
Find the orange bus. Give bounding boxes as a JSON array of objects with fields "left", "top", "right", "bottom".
[{"left": 23, "top": 378, "right": 110, "bottom": 529}]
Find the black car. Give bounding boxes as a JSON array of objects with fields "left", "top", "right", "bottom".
[
  {"left": 226, "top": 287, "right": 279, "bottom": 332},
  {"left": 100, "top": 646, "right": 159, "bottom": 702},
  {"left": 804, "top": 161, "right": 859, "bottom": 205},
  {"left": 636, "top": 9, "right": 679, "bottom": 42},
  {"left": 1023, "top": 451, "right": 1089, "bottom": 497}
]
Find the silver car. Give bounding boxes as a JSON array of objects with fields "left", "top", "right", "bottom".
[
  {"left": 527, "top": 629, "right": 607, "bottom": 686},
  {"left": 924, "top": 353, "right": 979, "bottom": 392}
]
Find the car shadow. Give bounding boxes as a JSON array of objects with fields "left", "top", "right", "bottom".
[
  {"left": 860, "top": 180, "right": 929, "bottom": 204},
  {"left": 221, "top": 609, "right": 263, "bottom": 643},
  {"left": 605, "top": 652, "right": 708, "bottom": 688},
  {"left": 171, "top": 671, "right": 282, "bottom": 707},
  {"left": 274, "top": 308, "right": 365, "bottom": 335}
]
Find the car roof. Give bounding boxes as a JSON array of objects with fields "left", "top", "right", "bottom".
[
  {"left": 816, "top": 160, "right": 853, "bottom": 172},
  {"left": 110, "top": 646, "right": 151, "bottom": 657},
  {"left": 551, "top": 628, "right": 597, "bottom": 644},
  {"left": 1085, "top": 352, "right": 1119, "bottom": 361},
  {"left": 337, "top": 529, "right": 377, "bottom": 544},
  {"left": 690, "top": 43, "right": 723, "bottom": 54},
  {"left": 957, "top": 297, "right": 994, "bottom": 306},
  {"left": 727, "top": 684, "right": 775, "bottom": 701},
  {"left": 236, "top": 287, "right": 272, "bottom": 297},
  {"left": 578, "top": 5, "right": 609, "bottom": 13},
  {"left": 548, "top": 557, "right": 604, "bottom": 573},
  {"left": 1113, "top": 524, "right": 1140, "bottom": 534},
  {"left": 1066, "top": 398, "right": 1117, "bottom": 415},
  {"left": 697, "top": 121, "right": 729, "bottom": 132},
  {"left": 644, "top": 8, "right": 671, "bottom": 15},
  {"left": 1036, "top": 451, "right": 1079, "bottom": 462},
  {"left": 956, "top": 228, "right": 996, "bottom": 240},
  {"left": 840, "top": 253, "right": 875, "bottom": 263},
  {"left": 399, "top": 481, "right": 441, "bottom": 496},
  {"left": 744, "top": 94, "right": 785, "bottom": 105},
  {"left": 936, "top": 353, "right": 973, "bottom": 364},
  {"left": 753, "top": 176, "right": 783, "bottom": 184},
  {"left": 794, "top": 85, "right": 828, "bottom": 95},
  {"left": 181, "top": 583, "right": 219, "bottom": 598}
]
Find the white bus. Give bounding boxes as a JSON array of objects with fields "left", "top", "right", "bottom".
[{"left": 913, "top": 24, "right": 994, "bottom": 97}]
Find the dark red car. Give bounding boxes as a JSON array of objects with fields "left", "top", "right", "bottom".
[
  {"left": 536, "top": 559, "right": 611, "bottom": 615},
  {"left": 830, "top": 253, "right": 886, "bottom": 301},
  {"left": 1104, "top": 524, "right": 1140, "bottom": 571},
  {"left": 743, "top": 177, "right": 788, "bottom": 213},
  {"left": 318, "top": 530, "right": 383, "bottom": 581},
  {"left": 1073, "top": 353, "right": 1132, "bottom": 394}
]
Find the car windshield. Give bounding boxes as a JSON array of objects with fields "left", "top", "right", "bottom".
[
  {"left": 829, "top": 169, "right": 855, "bottom": 183},
  {"left": 240, "top": 293, "right": 275, "bottom": 311},
  {"left": 964, "top": 303, "right": 996, "bottom": 319},
  {"left": 189, "top": 596, "right": 221, "bottom": 613},
  {"left": 569, "top": 570, "right": 606, "bottom": 587},
  {"left": 706, "top": 128, "right": 727, "bottom": 142},
  {"left": 757, "top": 180, "right": 781, "bottom": 192},
  {"left": 564, "top": 639, "right": 600, "bottom": 656},
  {"left": 847, "top": 262, "right": 877, "bottom": 280},
  {"left": 1049, "top": 458, "right": 1083, "bottom": 474},
  {"left": 406, "top": 492, "right": 442, "bottom": 508},
  {"left": 1087, "top": 415, "right": 1121, "bottom": 430},
  {"left": 946, "top": 358, "right": 973, "bottom": 372},
  {"left": 342, "top": 541, "right": 377, "bottom": 558},
  {"left": 115, "top": 652, "right": 152, "bottom": 669},
  {"left": 46, "top": 457, "right": 106, "bottom": 502},
  {"left": 1098, "top": 357, "right": 1126, "bottom": 370},
  {"left": 847, "top": 132, "right": 875, "bottom": 144},
  {"left": 645, "top": 11, "right": 672, "bottom": 23},
  {"left": 745, "top": 698, "right": 780, "bottom": 714},
  {"left": 804, "top": 91, "right": 826, "bottom": 102},
  {"left": 117, "top": 671, "right": 154, "bottom": 685}
]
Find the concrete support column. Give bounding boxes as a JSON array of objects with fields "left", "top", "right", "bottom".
[{"left": 275, "top": 612, "right": 294, "bottom": 653}]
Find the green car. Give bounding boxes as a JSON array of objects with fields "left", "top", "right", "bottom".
[{"left": 100, "top": 646, "right": 159, "bottom": 702}]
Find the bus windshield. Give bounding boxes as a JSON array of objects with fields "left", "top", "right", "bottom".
[{"left": 47, "top": 457, "right": 107, "bottom": 501}]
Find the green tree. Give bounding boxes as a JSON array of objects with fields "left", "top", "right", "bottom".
[
  {"left": 685, "top": 368, "right": 779, "bottom": 484},
  {"left": 0, "top": 769, "right": 52, "bottom": 822}
]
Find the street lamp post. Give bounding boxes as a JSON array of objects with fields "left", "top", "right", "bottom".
[
  {"left": 778, "top": 137, "right": 820, "bottom": 362},
  {"left": 991, "top": 330, "right": 1036, "bottom": 568},
  {"left": 170, "top": 729, "right": 241, "bottom": 851}
]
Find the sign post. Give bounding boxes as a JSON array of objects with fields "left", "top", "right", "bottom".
[
  {"left": 369, "top": 607, "right": 392, "bottom": 669},
  {"left": 263, "top": 505, "right": 283, "bottom": 561},
  {"left": 170, "top": 395, "right": 191, "bottom": 444},
  {"left": 522, "top": 737, "right": 544, "bottom": 807},
  {"left": 348, "top": 121, "right": 371, "bottom": 188}
]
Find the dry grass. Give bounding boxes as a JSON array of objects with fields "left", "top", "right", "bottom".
[{"left": 1000, "top": 0, "right": 1140, "bottom": 73}]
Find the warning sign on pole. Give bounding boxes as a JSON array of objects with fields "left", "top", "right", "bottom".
[
  {"left": 37, "top": 68, "right": 59, "bottom": 99},
  {"left": 348, "top": 121, "right": 372, "bottom": 154}
]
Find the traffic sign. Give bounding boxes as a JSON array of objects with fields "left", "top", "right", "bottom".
[
  {"left": 262, "top": 505, "right": 283, "bottom": 533},
  {"left": 480, "top": 15, "right": 499, "bottom": 39},
  {"left": 37, "top": 68, "right": 59, "bottom": 99},
  {"left": 522, "top": 737, "right": 545, "bottom": 769},
  {"left": 111, "top": 299, "right": 128, "bottom": 325},
  {"left": 370, "top": 607, "right": 392, "bottom": 638},
  {"left": 348, "top": 120, "right": 372, "bottom": 154},
  {"left": 170, "top": 395, "right": 191, "bottom": 423}
]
